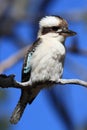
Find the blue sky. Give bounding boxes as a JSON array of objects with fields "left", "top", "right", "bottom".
[{"left": 1, "top": 0, "right": 87, "bottom": 130}]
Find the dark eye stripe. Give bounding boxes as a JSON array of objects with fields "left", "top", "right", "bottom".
[
  {"left": 42, "top": 27, "right": 50, "bottom": 35},
  {"left": 41, "top": 26, "right": 61, "bottom": 35},
  {"left": 51, "top": 26, "right": 60, "bottom": 31}
]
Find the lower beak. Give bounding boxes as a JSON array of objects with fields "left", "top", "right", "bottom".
[{"left": 60, "top": 29, "right": 77, "bottom": 37}]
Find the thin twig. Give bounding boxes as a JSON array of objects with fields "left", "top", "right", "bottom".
[{"left": 58, "top": 79, "right": 87, "bottom": 88}]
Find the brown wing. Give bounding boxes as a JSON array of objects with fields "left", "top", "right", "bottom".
[
  {"left": 10, "top": 38, "right": 41, "bottom": 124},
  {"left": 21, "top": 38, "right": 41, "bottom": 82}
]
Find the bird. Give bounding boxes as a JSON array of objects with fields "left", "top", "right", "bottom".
[{"left": 10, "top": 15, "right": 76, "bottom": 124}]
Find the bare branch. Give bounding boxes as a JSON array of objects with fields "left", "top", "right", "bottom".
[
  {"left": 58, "top": 79, "right": 87, "bottom": 88},
  {"left": 0, "top": 74, "right": 87, "bottom": 122},
  {"left": 0, "top": 74, "right": 87, "bottom": 90},
  {"left": 0, "top": 74, "right": 32, "bottom": 89},
  {"left": 0, "top": 45, "right": 30, "bottom": 73}
]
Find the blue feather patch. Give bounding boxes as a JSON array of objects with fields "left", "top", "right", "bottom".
[{"left": 24, "top": 52, "right": 33, "bottom": 73}]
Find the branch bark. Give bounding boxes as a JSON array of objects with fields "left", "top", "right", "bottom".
[
  {"left": 0, "top": 74, "right": 87, "bottom": 89},
  {"left": 0, "top": 74, "right": 32, "bottom": 89},
  {"left": 58, "top": 79, "right": 87, "bottom": 87},
  {"left": 0, "top": 74, "right": 87, "bottom": 124}
]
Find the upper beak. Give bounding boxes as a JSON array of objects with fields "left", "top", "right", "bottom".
[{"left": 59, "top": 28, "right": 77, "bottom": 37}]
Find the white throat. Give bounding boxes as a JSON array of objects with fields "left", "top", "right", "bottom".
[{"left": 38, "top": 32, "right": 65, "bottom": 44}]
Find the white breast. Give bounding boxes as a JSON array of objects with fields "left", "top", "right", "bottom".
[{"left": 30, "top": 35, "right": 66, "bottom": 83}]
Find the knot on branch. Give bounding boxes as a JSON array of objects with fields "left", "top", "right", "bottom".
[{"left": 0, "top": 74, "right": 15, "bottom": 88}]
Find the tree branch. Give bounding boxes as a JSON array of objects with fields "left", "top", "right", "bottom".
[
  {"left": 0, "top": 74, "right": 87, "bottom": 124},
  {"left": 0, "top": 74, "right": 87, "bottom": 89},
  {"left": 58, "top": 79, "right": 87, "bottom": 88},
  {"left": 0, "top": 74, "right": 32, "bottom": 89},
  {"left": 0, "top": 45, "right": 30, "bottom": 73}
]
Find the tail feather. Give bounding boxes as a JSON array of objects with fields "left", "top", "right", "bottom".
[
  {"left": 10, "top": 88, "right": 40, "bottom": 124},
  {"left": 10, "top": 90, "right": 29, "bottom": 124}
]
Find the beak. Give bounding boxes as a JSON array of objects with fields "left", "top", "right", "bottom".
[{"left": 59, "top": 28, "right": 77, "bottom": 37}]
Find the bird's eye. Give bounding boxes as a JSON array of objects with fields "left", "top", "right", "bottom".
[{"left": 52, "top": 27, "right": 60, "bottom": 31}]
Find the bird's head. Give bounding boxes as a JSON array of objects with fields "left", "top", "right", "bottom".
[{"left": 38, "top": 16, "right": 76, "bottom": 43}]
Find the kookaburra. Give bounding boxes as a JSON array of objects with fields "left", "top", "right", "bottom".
[{"left": 10, "top": 15, "right": 76, "bottom": 124}]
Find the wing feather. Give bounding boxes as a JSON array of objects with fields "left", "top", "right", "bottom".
[{"left": 21, "top": 38, "right": 41, "bottom": 82}]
